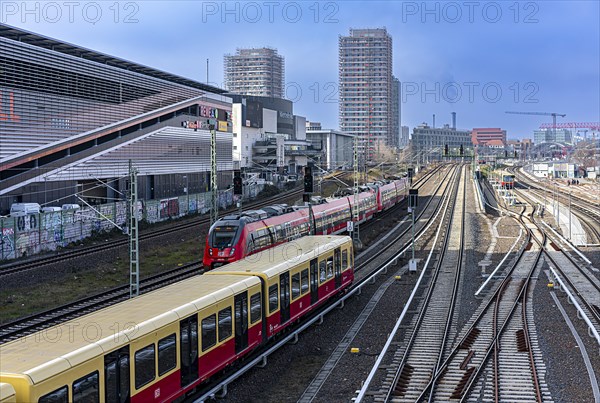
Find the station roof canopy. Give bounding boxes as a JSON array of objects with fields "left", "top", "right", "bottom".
[{"left": 0, "top": 23, "right": 227, "bottom": 94}]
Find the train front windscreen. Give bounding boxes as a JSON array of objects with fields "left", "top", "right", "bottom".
[{"left": 210, "top": 225, "right": 239, "bottom": 248}]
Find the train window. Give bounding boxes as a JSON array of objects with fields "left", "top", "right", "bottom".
[
  {"left": 38, "top": 386, "right": 68, "bottom": 403},
  {"left": 158, "top": 334, "right": 177, "bottom": 376},
  {"left": 301, "top": 269, "right": 309, "bottom": 294},
  {"left": 73, "top": 371, "right": 99, "bottom": 403},
  {"left": 319, "top": 260, "right": 326, "bottom": 283},
  {"left": 291, "top": 273, "right": 301, "bottom": 299},
  {"left": 342, "top": 250, "right": 348, "bottom": 269},
  {"left": 201, "top": 314, "right": 217, "bottom": 351},
  {"left": 134, "top": 344, "right": 156, "bottom": 389},
  {"left": 218, "top": 307, "right": 233, "bottom": 342},
  {"left": 334, "top": 249, "right": 341, "bottom": 273},
  {"left": 269, "top": 284, "right": 279, "bottom": 313},
  {"left": 327, "top": 256, "right": 334, "bottom": 279},
  {"left": 250, "top": 292, "right": 262, "bottom": 323}
]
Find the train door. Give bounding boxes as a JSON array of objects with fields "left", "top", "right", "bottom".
[
  {"left": 104, "top": 346, "right": 130, "bottom": 403},
  {"left": 180, "top": 314, "right": 199, "bottom": 387},
  {"left": 310, "top": 258, "right": 319, "bottom": 304},
  {"left": 279, "top": 273, "right": 290, "bottom": 324},
  {"left": 334, "top": 247, "right": 342, "bottom": 289},
  {"left": 234, "top": 292, "right": 249, "bottom": 353}
]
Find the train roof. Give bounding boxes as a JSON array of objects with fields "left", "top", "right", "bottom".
[
  {"left": 0, "top": 383, "right": 16, "bottom": 402},
  {"left": 206, "top": 235, "right": 352, "bottom": 280},
  {"left": 0, "top": 274, "right": 259, "bottom": 384}
]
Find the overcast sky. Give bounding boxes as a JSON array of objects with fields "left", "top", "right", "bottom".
[{"left": 3, "top": 1, "right": 599, "bottom": 139}]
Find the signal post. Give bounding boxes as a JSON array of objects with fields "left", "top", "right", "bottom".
[
  {"left": 408, "top": 188, "right": 418, "bottom": 272},
  {"left": 303, "top": 166, "right": 314, "bottom": 234}
]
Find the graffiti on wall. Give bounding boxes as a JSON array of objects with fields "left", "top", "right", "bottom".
[
  {"left": 0, "top": 187, "right": 262, "bottom": 260},
  {"left": 1, "top": 228, "right": 15, "bottom": 260},
  {"left": 159, "top": 198, "right": 180, "bottom": 218}
]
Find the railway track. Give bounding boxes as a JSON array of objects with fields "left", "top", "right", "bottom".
[
  {"left": 514, "top": 188, "right": 600, "bottom": 330},
  {"left": 0, "top": 169, "right": 435, "bottom": 344},
  {"left": 193, "top": 165, "right": 462, "bottom": 403},
  {"left": 355, "top": 164, "right": 453, "bottom": 272},
  {"left": 513, "top": 167, "right": 600, "bottom": 243},
  {"left": 350, "top": 170, "right": 556, "bottom": 402},
  {"left": 0, "top": 260, "right": 205, "bottom": 343},
  {"left": 419, "top": 203, "right": 547, "bottom": 402},
  {"left": 374, "top": 164, "right": 465, "bottom": 402}
]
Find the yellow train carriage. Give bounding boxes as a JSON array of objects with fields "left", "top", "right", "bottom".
[
  {"left": 0, "top": 384, "right": 16, "bottom": 403},
  {"left": 206, "top": 235, "right": 354, "bottom": 337},
  {"left": 0, "top": 275, "right": 262, "bottom": 403}
]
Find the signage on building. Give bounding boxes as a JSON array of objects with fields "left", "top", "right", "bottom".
[
  {"left": 182, "top": 120, "right": 211, "bottom": 130},
  {"left": 200, "top": 105, "right": 218, "bottom": 119},
  {"left": 0, "top": 91, "right": 20, "bottom": 122},
  {"left": 279, "top": 111, "right": 293, "bottom": 120},
  {"left": 183, "top": 119, "right": 229, "bottom": 132}
]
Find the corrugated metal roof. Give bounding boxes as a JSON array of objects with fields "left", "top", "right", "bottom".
[{"left": 0, "top": 23, "right": 226, "bottom": 94}]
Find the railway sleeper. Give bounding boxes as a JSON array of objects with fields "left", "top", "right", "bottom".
[
  {"left": 450, "top": 366, "right": 476, "bottom": 399},
  {"left": 515, "top": 329, "right": 529, "bottom": 352},
  {"left": 459, "top": 327, "right": 481, "bottom": 349},
  {"left": 392, "top": 364, "right": 414, "bottom": 396}
]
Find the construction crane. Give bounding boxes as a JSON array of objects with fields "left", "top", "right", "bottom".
[{"left": 506, "top": 111, "right": 567, "bottom": 134}]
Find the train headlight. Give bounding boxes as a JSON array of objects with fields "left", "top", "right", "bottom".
[
  {"left": 209, "top": 248, "right": 213, "bottom": 256},
  {"left": 229, "top": 248, "right": 236, "bottom": 256}
]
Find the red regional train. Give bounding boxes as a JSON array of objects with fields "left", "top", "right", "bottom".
[
  {"left": 0, "top": 236, "right": 352, "bottom": 403},
  {"left": 203, "top": 178, "right": 408, "bottom": 270}
]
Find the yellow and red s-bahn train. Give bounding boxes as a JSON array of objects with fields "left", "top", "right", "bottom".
[
  {"left": 0, "top": 236, "right": 353, "bottom": 403},
  {"left": 501, "top": 173, "right": 516, "bottom": 189}
]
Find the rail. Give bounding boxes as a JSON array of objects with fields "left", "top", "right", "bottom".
[{"left": 354, "top": 166, "right": 461, "bottom": 402}]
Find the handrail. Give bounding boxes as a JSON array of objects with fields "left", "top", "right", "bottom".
[{"left": 548, "top": 266, "right": 600, "bottom": 346}]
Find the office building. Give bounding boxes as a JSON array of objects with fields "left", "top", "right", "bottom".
[
  {"left": 411, "top": 116, "right": 472, "bottom": 161},
  {"left": 533, "top": 128, "right": 572, "bottom": 144},
  {"left": 472, "top": 128, "right": 507, "bottom": 147}
]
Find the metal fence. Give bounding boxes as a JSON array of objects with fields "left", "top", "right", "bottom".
[{"left": 0, "top": 184, "right": 267, "bottom": 261}]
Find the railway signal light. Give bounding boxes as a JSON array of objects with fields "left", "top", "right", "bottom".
[
  {"left": 233, "top": 170, "right": 242, "bottom": 195},
  {"left": 460, "top": 144, "right": 464, "bottom": 156},
  {"left": 444, "top": 144, "right": 449, "bottom": 156},
  {"left": 303, "top": 166, "right": 313, "bottom": 193}
]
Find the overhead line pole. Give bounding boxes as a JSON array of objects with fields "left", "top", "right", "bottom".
[
  {"left": 210, "top": 124, "right": 218, "bottom": 225},
  {"left": 128, "top": 160, "right": 139, "bottom": 298}
]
